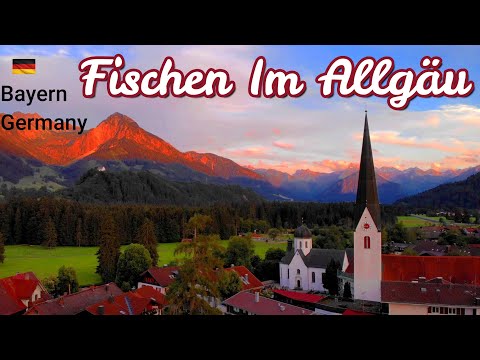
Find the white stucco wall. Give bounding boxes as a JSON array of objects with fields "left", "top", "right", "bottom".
[
  {"left": 280, "top": 251, "right": 326, "bottom": 292},
  {"left": 294, "top": 238, "right": 312, "bottom": 256},
  {"left": 389, "top": 303, "right": 480, "bottom": 315},
  {"left": 389, "top": 303, "right": 428, "bottom": 315},
  {"left": 307, "top": 268, "right": 326, "bottom": 292},
  {"left": 288, "top": 251, "right": 309, "bottom": 290},
  {"left": 354, "top": 208, "right": 382, "bottom": 302},
  {"left": 137, "top": 282, "right": 166, "bottom": 294}
]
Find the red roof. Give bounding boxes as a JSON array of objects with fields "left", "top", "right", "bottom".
[
  {"left": 273, "top": 289, "right": 325, "bottom": 304},
  {"left": 140, "top": 266, "right": 179, "bottom": 287},
  {"left": 382, "top": 281, "right": 480, "bottom": 306},
  {"left": 224, "top": 292, "right": 313, "bottom": 315},
  {"left": 85, "top": 286, "right": 167, "bottom": 315},
  {"left": 135, "top": 286, "right": 167, "bottom": 306},
  {"left": 0, "top": 272, "right": 51, "bottom": 315},
  {"left": 343, "top": 309, "right": 374, "bottom": 315},
  {"left": 382, "top": 255, "right": 480, "bottom": 285},
  {"left": 25, "top": 283, "right": 123, "bottom": 315},
  {"left": 225, "top": 266, "right": 264, "bottom": 291}
]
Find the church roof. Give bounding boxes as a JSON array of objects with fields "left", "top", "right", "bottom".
[
  {"left": 354, "top": 112, "right": 381, "bottom": 230},
  {"left": 294, "top": 224, "right": 312, "bottom": 238},
  {"left": 305, "top": 249, "right": 345, "bottom": 268},
  {"left": 280, "top": 248, "right": 345, "bottom": 269}
]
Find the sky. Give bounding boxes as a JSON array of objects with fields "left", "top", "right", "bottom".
[{"left": 1, "top": 45, "right": 480, "bottom": 174}]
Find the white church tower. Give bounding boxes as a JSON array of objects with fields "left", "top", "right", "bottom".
[
  {"left": 294, "top": 225, "right": 312, "bottom": 256},
  {"left": 353, "top": 112, "right": 382, "bottom": 303}
]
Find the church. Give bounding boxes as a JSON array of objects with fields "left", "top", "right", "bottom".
[{"left": 279, "top": 112, "right": 480, "bottom": 315}]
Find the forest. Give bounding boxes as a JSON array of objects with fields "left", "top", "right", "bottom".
[{"left": 0, "top": 196, "right": 398, "bottom": 246}]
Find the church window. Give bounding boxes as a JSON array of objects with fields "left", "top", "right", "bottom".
[
  {"left": 299, "top": 242, "right": 302, "bottom": 249},
  {"left": 287, "top": 269, "right": 289, "bottom": 279},
  {"left": 364, "top": 236, "right": 370, "bottom": 249},
  {"left": 312, "top": 272, "right": 316, "bottom": 283},
  {"left": 305, "top": 241, "right": 308, "bottom": 249},
  {"left": 297, "top": 269, "right": 300, "bottom": 275}
]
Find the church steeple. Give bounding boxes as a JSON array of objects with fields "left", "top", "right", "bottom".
[{"left": 354, "top": 111, "right": 381, "bottom": 230}]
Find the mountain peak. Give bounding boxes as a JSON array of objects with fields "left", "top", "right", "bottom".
[{"left": 100, "top": 112, "right": 139, "bottom": 128}]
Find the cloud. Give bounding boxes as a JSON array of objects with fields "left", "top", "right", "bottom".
[
  {"left": 273, "top": 141, "right": 295, "bottom": 150},
  {"left": 2, "top": 45, "right": 480, "bottom": 174}
]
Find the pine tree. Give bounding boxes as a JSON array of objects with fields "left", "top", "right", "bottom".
[
  {"left": 75, "top": 218, "right": 83, "bottom": 247},
  {"left": 0, "top": 231, "right": 5, "bottom": 263},
  {"left": 42, "top": 217, "right": 57, "bottom": 248},
  {"left": 96, "top": 215, "right": 121, "bottom": 283},
  {"left": 322, "top": 258, "right": 340, "bottom": 295},
  {"left": 14, "top": 208, "right": 22, "bottom": 245},
  {"left": 343, "top": 281, "right": 352, "bottom": 299},
  {"left": 135, "top": 218, "right": 159, "bottom": 266}
]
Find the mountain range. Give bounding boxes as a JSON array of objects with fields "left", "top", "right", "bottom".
[{"left": 0, "top": 111, "right": 479, "bottom": 204}]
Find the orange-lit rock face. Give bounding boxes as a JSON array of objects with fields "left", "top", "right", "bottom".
[{"left": 0, "top": 112, "right": 261, "bottom": 180}]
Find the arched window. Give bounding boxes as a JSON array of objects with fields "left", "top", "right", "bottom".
[
  {"left": 305, "top": 241, "right": 308, "bottom": 249},
  {"left": 364, "top": 236, "right": 371, "bottom": 249},
  {"left": 287, "top": 269, "right": 290, "bottom": 279},
  {"left": 312, "top": 272, "right": 316, "bottom": 283},
  {"left": 299, "top": 241, "right": 302, "bottom": 249},
  {"left": 297, "top": 269, "right": 300, "bottom": 275}
]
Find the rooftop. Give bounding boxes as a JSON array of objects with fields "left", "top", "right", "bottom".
[
  {"left": 224, "top": 291, "right": 314, "bottom": 315},
  {"left": 382, "top": 255, "right": 480, "bottom": 285},
  {"left": 225, "top": 266, "right": 264, "bottom": 291},
  {"left": 0, "top": 272, "right": 52, "bottom": 315},
  {"left": 140, "top": 266, "right": 179, "bottom": 287},
  {"left": 382, "top": 280, "right": 480, "bottom": 306},
  {"left": 25, "top": 283, "right": 123, "bottom": 315}
]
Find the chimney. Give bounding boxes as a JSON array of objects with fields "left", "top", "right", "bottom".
[
  {"left": 244, "top": 274, "right": 249, "bottom": 282},
  {"left": 255, "top": 292, "right": 259, "bottom": 303},
  {"left": 287, "top": 239, "right": 293, "bottom": 252},
  {"left": 97, "top": 305, "right": 105, "bottom": 315}
]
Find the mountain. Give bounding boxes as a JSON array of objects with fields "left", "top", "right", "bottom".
[
  {"left": 61, "top": 168, "right": 264, "bottom": 206},
  {"left": 2, "top": 111, "right": 480, "bottom": 204},
  {"left": 395, "top": 173, "right": 480, "bottom": 209},
  {"left": 0, "top": 112, "right": 260, "bottom": 180},
  {"left": 320, "top": 173, "right": 404, "bottom": 204}
]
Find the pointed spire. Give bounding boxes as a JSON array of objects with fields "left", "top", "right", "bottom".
[{"left": 354, "top": 111, "right": 381, "bottom": 230}]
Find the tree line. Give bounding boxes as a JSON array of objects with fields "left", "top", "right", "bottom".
[{"left": 0, "top": 196, "right": 398, "bottom": 247}]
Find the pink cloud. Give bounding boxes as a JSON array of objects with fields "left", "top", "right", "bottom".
[
  {"left": 364, "top": 131, "right": 466, "bottom": 153},
  {"left": 272, "top": 128, "right": 282, "bottom": 135},
  {"left": 273, "top": 141, "right": 295, "bottom": 150},
  {"left": 224, "top": 146, "right": 271, "bottom": 158}
]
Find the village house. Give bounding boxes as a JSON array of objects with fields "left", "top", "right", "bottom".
[
  {"left": 0, "top": 272, "right": 52, "bottom": 315},
  {"left": 137, "top": 266, "right": 179, "bottom": 294},
  {"left": 85, "top": 286, "right": 167, "bottom": 315},
  {"left": 223, "top": 291, "right": 314, "bottom": 315},
  {"left": 25, "top": 283, "right": 123, "bottom": 315}
]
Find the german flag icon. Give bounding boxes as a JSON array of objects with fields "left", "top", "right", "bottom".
[{"left": 12, "top": 59, "right": 36, "bottom": 74}]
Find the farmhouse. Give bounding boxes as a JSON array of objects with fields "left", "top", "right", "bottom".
[{"left": 0, "top": 272, "right": 51, "bottom": 315}]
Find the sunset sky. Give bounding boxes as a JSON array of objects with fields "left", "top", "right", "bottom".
[{"left": 1, "top": 45, "right": 480, "bottom": 174}]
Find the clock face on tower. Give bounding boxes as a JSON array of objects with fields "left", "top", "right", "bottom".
[{"left": 363, "top": 222, "right": 370, "bottom": 230}]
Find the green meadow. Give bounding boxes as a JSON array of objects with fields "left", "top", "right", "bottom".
[{"left": 0, "top": 240, "right": 287, "bottom": 286}]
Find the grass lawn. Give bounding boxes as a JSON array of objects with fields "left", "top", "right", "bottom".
[
  {"left": 397, "top": 216, "right": 433, "bottom": 228},
  {"left": 0, "top": 240, "right": 287, "bottom": 286}
]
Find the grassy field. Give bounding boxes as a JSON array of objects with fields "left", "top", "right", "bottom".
[
  {"left": 397, "top": 216, "right": 433, "bottom": 228},
  {"left": 0, "top": 240, "right": 287, "bottom": 286}
]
